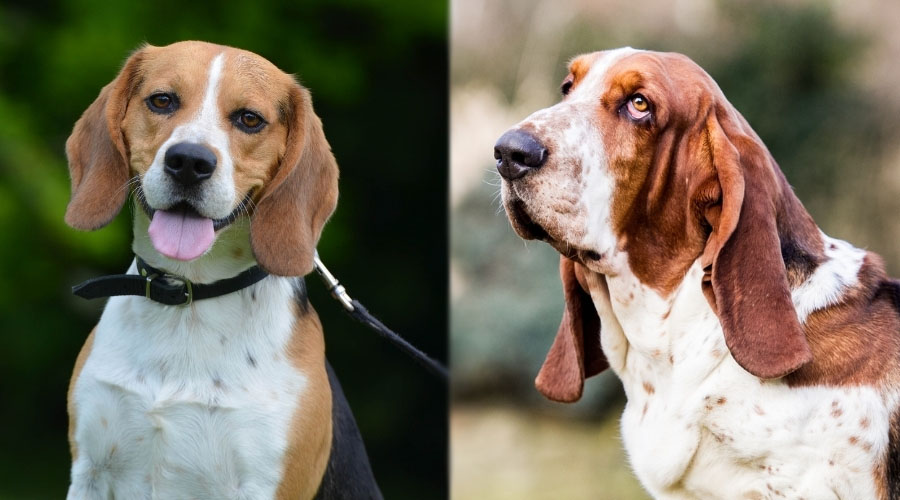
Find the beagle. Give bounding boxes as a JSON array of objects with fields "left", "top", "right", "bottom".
[
  {"left": 496, "top": 48, "right": 900, "bottom": 499},
  {"left": 64, "top": 41, "right": 380, "bottom": 499}
]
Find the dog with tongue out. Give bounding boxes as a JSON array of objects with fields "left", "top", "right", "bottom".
[{"left": 62, "top": 41, "right": 382, "bottom": 499}]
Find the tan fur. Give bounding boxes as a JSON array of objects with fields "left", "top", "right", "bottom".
[
  {"left": 65, "top": 52, "right": 142, "bottom": 230},
  {"left": 551, "top": 51, "right": 817, "bottom": 380},
  {"left": 66, "top": 40, "right": 338, "bottom": 277},
  {"left": 250, "top": 84, "right": 339, "bottom": 277},
  {"left": 66, "top": 41, "right": 341, "bottom": 492},
  {"left": 275, "top": 305, "right": 333, "bottom": 499},
  {"left": 67, "top": 329, "right": 95, "bottom": 461}
]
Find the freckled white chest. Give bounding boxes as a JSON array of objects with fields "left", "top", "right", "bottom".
[
  {"left": 591, "top": 255, "right": 890, "bottom": 500},
  {"left": 68, "top": 272, "right": 304, "bottom": 500}
]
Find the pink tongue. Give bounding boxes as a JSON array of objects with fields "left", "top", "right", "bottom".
[{"left": 148, "top": 209, "right": 215, "bottom": 261}]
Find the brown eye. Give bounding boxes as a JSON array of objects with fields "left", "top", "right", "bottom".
[
  {"left": 232, "top": 109, "right": 267, "bottom": 133},
  {"left": 630, "top": 95, "right": 649, "bottom": 112},
  {"left": 240, "top": 112, "right": 261, "bottom": 128},
  {"left": 625, "top": 94, "right": 651, "bottom": 120},
  {"left": 146, "top": 92, "right": 178, "bottom": 114}
]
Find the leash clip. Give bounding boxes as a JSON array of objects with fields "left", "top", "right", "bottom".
[{"left": 313, "top": 251, "right": 354, "bottom": 312}]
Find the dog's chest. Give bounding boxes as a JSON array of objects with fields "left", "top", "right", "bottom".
[
  {"left": 69, "top": 279, "right": 305, "bottom": 499},
  {"left": 596, "top": 266, "right": 889, "bottom": 500}
]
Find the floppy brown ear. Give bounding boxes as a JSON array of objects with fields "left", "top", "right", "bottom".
[
  {"left": 65, "top": 49, "right": 145, "bottom": 230},
  {"left": 700, "top": 110, "right": 811, "bottom": 379},
  {"left": 535, "top": 256, "right": 608, "bottom": 402},
  {"left": 251, "top": 85, "right": 339, "bottom": 276}
]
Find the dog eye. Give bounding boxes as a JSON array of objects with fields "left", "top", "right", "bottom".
[
  {"left": 560, "top": 75, "right": 574, "bottom": 96},
  {"left": 625, "top": 94, "right": 651, "bottom": 119},
  {"left": 232, "top": 110, "right": 267, "bottom": 133},
  {"left": 146, "top": 93, "right": 178, "bottom": 114}
]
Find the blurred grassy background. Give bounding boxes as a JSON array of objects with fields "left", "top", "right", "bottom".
[
  {"left": 0, "top": 1, "right": 446, "bottom": 498},
  {"left": 450, "top": 0, "right": 900, "bottom": 498}
]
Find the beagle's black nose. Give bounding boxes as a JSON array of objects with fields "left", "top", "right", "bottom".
[
  {"left": 494, "top": 129, "right": 548, "bottom": 180},
  {"left": 164, "top": 142, "right": 217, "bottom": 186}
]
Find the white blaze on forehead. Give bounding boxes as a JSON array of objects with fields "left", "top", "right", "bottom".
[
  {"left": 576, "top": 48, "right": 641, "bottom": 257},
  {"left": 142, "top": 52, "right": 236, "bottom": 220},
  {"left": 511, "top": 48, "right": 639, "bottom": 260}
]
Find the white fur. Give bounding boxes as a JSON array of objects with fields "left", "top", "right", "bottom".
[
  {"left": 587, "top": 253, "right": 889, "bottom": 499},
  {"left": 791, "top": 233, "right": 867, "bottom": 323},
  {"left": 68, "top": 51, "right": 310, "bottom": 499},
  {"left": 501, "top": 48, "right": 891, "bottom": 498},
  {"left": 142, "top": 52, "right": 236, "bottom": 220},
  {"left": 502, "top": 48, "right": 639, "bottom": 275},
  {"left": 67, "top": 221, "right": 306, "bottom": 499}
]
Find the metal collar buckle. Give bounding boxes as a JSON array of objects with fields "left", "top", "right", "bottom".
[{"left": 141, "top": 268, "right": 193, "bottom": 306}]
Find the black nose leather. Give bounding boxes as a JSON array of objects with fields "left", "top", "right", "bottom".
[
  {"left": 164, "top": 142, "right": 217, "bottom": 186},
  {"left": 494, "top": 129, "right": 548, "bottom": 180}
]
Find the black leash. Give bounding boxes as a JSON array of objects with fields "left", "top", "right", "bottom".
[
  {"left": 71, "top": 254, "right": 449, "bottom": 382},
  {"left": 313, "top": 252, "right": 449, "bottom": 382}
]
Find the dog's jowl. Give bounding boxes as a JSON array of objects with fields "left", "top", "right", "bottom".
[
  {"left": 64, "top": 41, "right": 380, "bottom": 499},
  {"left": 496, "top": 48, "right": 900, "bottom": 500}
]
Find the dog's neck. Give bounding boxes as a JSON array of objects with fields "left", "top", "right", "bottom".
[
  {"left": 131, "top": 209, "right": 259, "bottom": 283},
  {"left": 585, "top": 231, "right": 866, "bottom": 397},
  {"left": 585, "top": 257, "right": 726, "bottom": 398}
]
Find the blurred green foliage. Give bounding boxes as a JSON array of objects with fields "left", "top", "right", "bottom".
[{"left": 0, "top": 1, "right": 447, "bottom": 498}]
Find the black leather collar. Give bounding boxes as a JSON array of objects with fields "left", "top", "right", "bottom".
[{"left": 72, "top": 256, "right": 269, "bottom": 306}]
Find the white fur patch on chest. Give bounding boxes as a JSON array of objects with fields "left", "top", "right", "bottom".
[
  {"left": 68, "top": 270, "right": 304, "bottom": 500},
  {"left": 589, "top": 255, "right": 889, "bottom": 500}
]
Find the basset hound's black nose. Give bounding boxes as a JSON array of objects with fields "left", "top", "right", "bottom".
[
  {"left": 164, "top": 142, "right": 217, "bottom": 186},
  {"left": 494, "top": 129, "right": 548, "bottom": 180}
]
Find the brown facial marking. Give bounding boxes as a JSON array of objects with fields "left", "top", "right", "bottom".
[
  {"left": 275, "top": 303, "right": 332, "bottom": 499},
  {"left": 564, "top": 53, "right": 600, "bottom": 97},
  {"left": 121, "top": 42, "right": 294, "bottom": 207}
]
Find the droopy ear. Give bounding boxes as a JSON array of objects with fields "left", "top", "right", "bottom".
[
  {"left": 65, "top": 49, "right": 145, "bottom": 230},
  {"left": 535, "top": 256, "right": 608, "bottom": 402},
  {"left": 251, "top": 85, "right": 339, "bottom": 276},
  {"left": 700, "top": 110, "right": 811, "bottom": 379}
]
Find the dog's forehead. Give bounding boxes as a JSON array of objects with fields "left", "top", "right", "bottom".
[{"left": 138, "top": 42, "right": 293, "bottom": 111}]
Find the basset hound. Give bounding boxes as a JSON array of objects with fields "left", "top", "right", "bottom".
[
  {"left": 495, "top": 48, "right": 900, "bottom": 499},
  {"left": 64, "top": 41, "right": 380, "bottom": 499}
]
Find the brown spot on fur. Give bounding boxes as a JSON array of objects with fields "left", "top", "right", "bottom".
[
  {"left": 68, "top": 329, "right": 96, "bottom": 461},
  {"left": 860, "top": 417, "right": 870, "bottom": 428},
  {"left": 275, "top": 302, "right": 332, "bottom": 499},
  {"left": 716, "top": 397, "right": 727, "bottom": 405},
  {"left": 643, "top": 381, "right": 655, "bottom": 394},
  {"left": 832, "top": 407, "right": 843, "bottom": 418},
  {"left": 787, "top": 257, "right": 900, "bottom": 388},
  {"left": 849, "top": 436, "right": 860, "bottom": 445},
  {"left": 232, "top": 247, "right": 245, "bottom": 258},
  {"left": 642, "top": 402, "right": 649, "bottom": 417}
]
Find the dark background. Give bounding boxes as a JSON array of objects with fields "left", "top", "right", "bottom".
[{"left": 0, "top": 1, "right": 447, "bottom": 498}]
